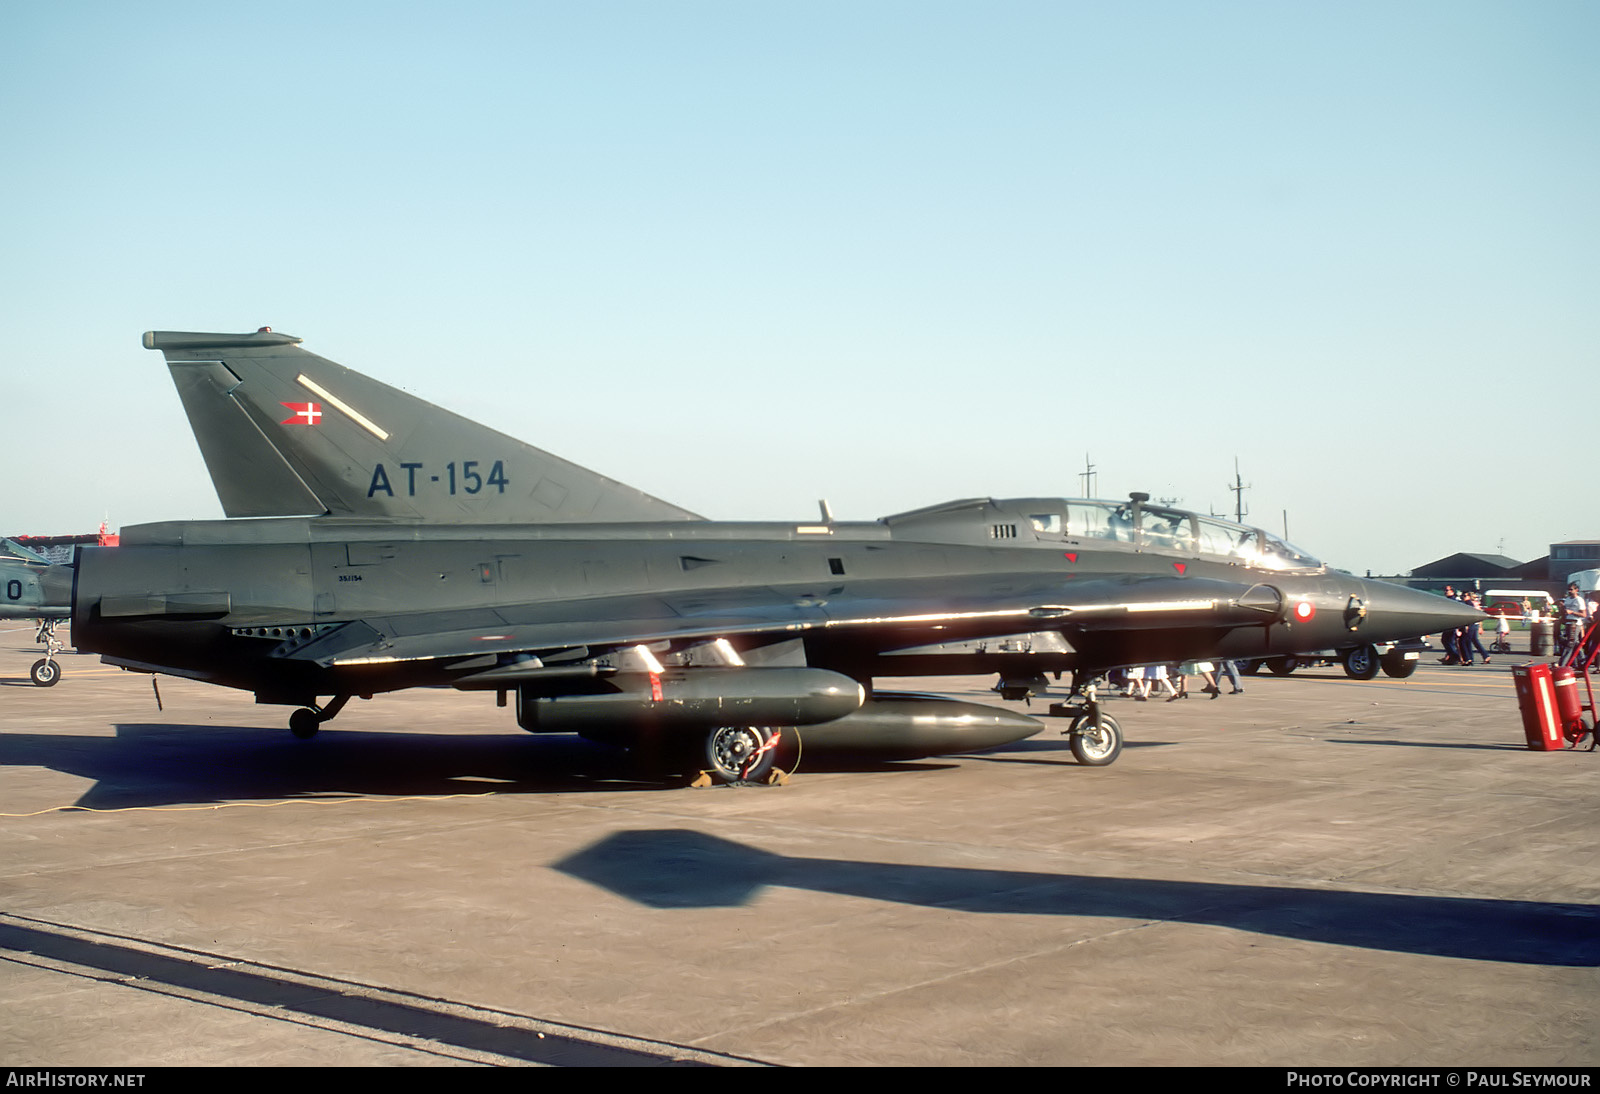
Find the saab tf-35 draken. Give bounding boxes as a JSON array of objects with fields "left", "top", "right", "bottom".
[{"left": 69, "top": 330, "right": 1480, "bottom": 784}]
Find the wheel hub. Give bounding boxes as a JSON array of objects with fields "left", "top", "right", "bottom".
[
  {"left": 1078, "top": 727, "right": 1113, "bottom": 757},
  {"left": 707, "top": 725, "right": 776, "bottom": 783}
]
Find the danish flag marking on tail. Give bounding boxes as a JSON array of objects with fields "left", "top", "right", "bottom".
[{"left": 280, "top": 402, "right": 323, "bottom": 426}]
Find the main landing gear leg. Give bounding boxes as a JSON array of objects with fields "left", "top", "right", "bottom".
[
  {"left": 288, "top": 694, "right": 351, "bottom": 739},
  {"left": 1047, "top": 672, "right": 1124, "bottom": 767}
]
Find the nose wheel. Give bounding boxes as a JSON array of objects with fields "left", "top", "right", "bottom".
[
  {"left": 1048, "top": 677, "right": 1125, "bottom": 767},
  {"left": 29, "top": 619, "right": 64, "bottom": 686},
  {"left": 1067, "top": 710, "right": 1123, "bottom": 766}
]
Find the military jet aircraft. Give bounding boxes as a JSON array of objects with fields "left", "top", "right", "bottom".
[
  {"left": 2, "top": 538, "right": 73, "bottom": 685},
  {"left": 69, "top": 329, "right": 1481, "bottom": 784}
]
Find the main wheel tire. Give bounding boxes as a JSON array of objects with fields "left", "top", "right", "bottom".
[
  {"left": 1239, "top": 659, "right": 1263, "bottom": 676},
  {"left": 29, "top": 659, "right": 60, "bottom": 687},
  {"left": 1343, "top": 645, "right": 1380, "bottom": 680},
  {"left": 1268, "top": 656, "right": 1299, "bottom": 676},
  {"left": 705, "top": 725, "right": 778, "bottom": 785},
  {"left": 288, "top": 708, "right": 321, "bottom": 739},
  {"left": 1068, "top": 712, "right": 1122, "bottom": 766},
  {"left": 1379, "top": 650, "right": 1417, "bottom": 678}
]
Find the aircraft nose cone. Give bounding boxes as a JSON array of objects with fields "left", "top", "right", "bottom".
[{"left": 1356, "top": 580, "right": 1486, "bottom": 641}]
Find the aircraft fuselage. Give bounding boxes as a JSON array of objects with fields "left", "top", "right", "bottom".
[{"left": 72, "top": 498, "right": 1465, "bottom": 708}]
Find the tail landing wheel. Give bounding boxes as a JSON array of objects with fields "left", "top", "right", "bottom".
[
  {"left": 288, "top": 708, "right": 321, "bottom": 739},
  {"left": 703, "top": 725, "right": 781, "bottom": 786},
  {"left": 288, "top": 695, "right": 351, "bottom": 740}
]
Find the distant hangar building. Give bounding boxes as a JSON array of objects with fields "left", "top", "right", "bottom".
[
  {"left": 1397, "top": 540, "right": 1600, "bottom": 595},
  {"left": 1549, "top": 541, "right": 1600, "bottom": 583},
  {"left": 1409, "top": 552, "right": 1525, "bottom": 583}
]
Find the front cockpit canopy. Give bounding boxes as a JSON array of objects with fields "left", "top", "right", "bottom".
[{"left": 1021, "top": 499, "right": 1322, "bottom": 571}]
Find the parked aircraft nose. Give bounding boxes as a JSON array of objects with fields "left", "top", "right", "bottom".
[{"left": 1355, "top": 580, "right": 1486, "bottom": 642}]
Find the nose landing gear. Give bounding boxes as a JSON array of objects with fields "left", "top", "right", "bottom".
[
  {"left": 29, "top": 619, "right": 63, "bottom": 687},
  {"left": 1047, "top": 676, "right": 1125, "bottom": 767}
]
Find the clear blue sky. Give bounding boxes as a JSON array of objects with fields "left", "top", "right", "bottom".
[{"left": 5, "top": 1, "right": 1595, "bottom": 575}]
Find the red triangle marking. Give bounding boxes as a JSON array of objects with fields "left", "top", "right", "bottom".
[
  {"left": 1173, "top": 562, "right": 1187, "bottom": 575},
  {"left": 1064, "top": 552, "right": 1078, "bottom": 563}
]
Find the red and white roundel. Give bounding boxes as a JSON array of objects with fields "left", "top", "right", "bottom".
[{"left": 1292, "top": 600, "right": 1316, "bottom": 623}]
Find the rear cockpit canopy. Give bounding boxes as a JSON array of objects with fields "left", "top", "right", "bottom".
[{"left": 883, "top": 497, "right": 1324, "bottom": 572}]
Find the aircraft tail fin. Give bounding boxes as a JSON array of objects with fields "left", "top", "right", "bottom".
[
  {"left": 2, "top": 538, "right": 50, "bottom": 564},
  {"left": 145, "top": 330, "right": 702, "bottom": 523}
]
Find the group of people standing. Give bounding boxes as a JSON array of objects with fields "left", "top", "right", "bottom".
[
  {"left": 1438, "top": 585, "right": 1491, "bottom": 666},
  {"left": 1435, "top": 582, "right": 1598, "bottom": 665},
  {"left": 1119, "top": 660, "right": 1244, "bottom": 701}
]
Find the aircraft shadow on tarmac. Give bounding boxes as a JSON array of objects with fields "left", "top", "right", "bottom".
[
  {"left": 0, "top": 723, "right": 995, "bottom": 808},
  {"left": 553, "top": 829, "right": 1600, "bottom": 969}
]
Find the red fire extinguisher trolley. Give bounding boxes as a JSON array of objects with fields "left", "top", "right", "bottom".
[
  {"left": 1518, "top": 613, "right": 1600, "bottom": 750},
  {"left": 1512, "top": 664, "right": 1564, "bottom": 751}
]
